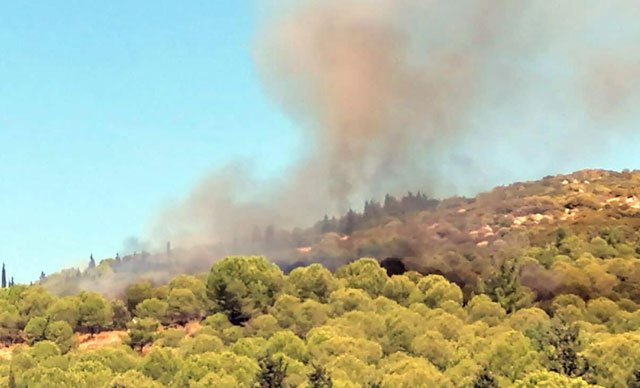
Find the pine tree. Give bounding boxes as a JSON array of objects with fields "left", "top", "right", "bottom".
[
  {"left": 483, "top": 259, "right": 531, "bottom": 313},
  {"left": 88, "top": 254, "right": 96, "bottom": 270},
  {"left": 257, "top": 354, "right": 288, "bottom": 388},
  {"left": 473, "top": 367, "right": 498, "bottom": 388},
  {"left": 1, "top": 263, "right": 6, "bottom": 288},
  {"left": 9, "top": 277, "right": 14, "bottom": 287},
  {"left": 308, "top": 364, "right": 333, "bottom": 388},
  {"left": 545, "top": 319, "right": 589, "bottom": 377},
  {"left": 321, "top": 214, "right": 331, "bottom": 233},
  {"left": 343, "top": 208, "right": 358, "bottom": 235},
  {"left": 39, "top": 271, "right": 46, "bottom": 281}
]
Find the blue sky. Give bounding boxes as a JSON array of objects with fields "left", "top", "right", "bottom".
[{"left": 0, "top": 1, "right": 300, "bottom": 282}]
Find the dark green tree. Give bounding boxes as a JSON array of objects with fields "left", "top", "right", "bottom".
[
  {"left": 308, "top": 364, "right": 333, "bottom": 388},
  {"left": 482, "top": 259, "right": 531, "bottom": 313},
  {"left": 256, "top": 354, "right": 288, "bottom": 388},
  {"left": 473, "top": 367, "right": 498, "bottom": 388},
  {"left": 343, "top": 208, "right": 358, "bottom": 235},
  {"left": 628, "top": 369, "right": 640, "bottom": 388},
  {"left": 1, "top": 263, "right": 6, "bottom": 288},
  {"left": 544, "top": 319, "right": 588, "bottom": 377},
  {"left": 206, "top": 256, "right": 284, "bottom": 325}
]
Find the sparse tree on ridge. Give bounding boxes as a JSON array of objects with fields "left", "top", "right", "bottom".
[{"left": 1, "top": 263, "right": 6, "bottom": 288}]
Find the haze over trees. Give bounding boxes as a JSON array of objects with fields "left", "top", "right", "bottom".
[{"left": 2, "top": 170, "right": 640, "bottom": 386}]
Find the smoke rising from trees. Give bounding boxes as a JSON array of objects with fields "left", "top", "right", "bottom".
[{"left": 152, "top": 0, "right": 640, "bottom": 251}]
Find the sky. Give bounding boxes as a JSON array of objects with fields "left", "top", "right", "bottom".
[
  {"left": 0, "top": 1, "right": 301, "bottom": 282},
  {"left": 1, "top": 1, "right": 640, "bottom": 283}
]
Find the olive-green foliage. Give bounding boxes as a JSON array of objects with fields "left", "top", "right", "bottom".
[
  {"left": 44, "top": 320, "right": 75, "bottom": 353},
  {"left": 167, "top": 288, "right": 203, "bottom": 324},
  {"left": 126, "top": 318, "right": 159, "bottom": 350},
  {"left": 289, "top": 263, "right": 340, "bottom": 302},
  {"left": 77, "top": 291, "right": 113, "bottom": 333},
  {"left": 135, "top": 298, "right": 168, "bottom": 324},
  {"left": 140, "top": 347, "right": 181, "bottom": 385},
  {"left": 24, "top": 317, "right": 48, "bottom": 345},
  {"left": 206, "top": 256, "right": 285, "bottom": 324},
  {"left": 178, "top": 334, "right": 224, "bottom": 356},
  {"left": 46, "top": 296, "right": 80, "bottom": 328},
  {"left": 124, "top": 280, "right": 154, "bottom": 312},
  {"left": 335, "top": 258, "right": 389, "bottom": 297},
  {"left": 6, "top": 250, "right": 640, "bottom": 387}
]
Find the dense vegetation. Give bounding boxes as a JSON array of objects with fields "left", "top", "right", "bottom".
[{"left": 3, "top": 169, "right": 640, "bottom": 387}]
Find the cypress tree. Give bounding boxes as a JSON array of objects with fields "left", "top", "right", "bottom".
[
  {"left": 88, "top": 254, "right": 96, "bottom": 270},
  {"left": 1, "top": 263, "right": 6, "bottom": 288}
]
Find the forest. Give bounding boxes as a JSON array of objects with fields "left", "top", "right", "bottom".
[{"left": 2, "top": 169, "right": 640, "bottom": 387}]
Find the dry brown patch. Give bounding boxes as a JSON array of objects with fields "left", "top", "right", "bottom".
[
  {"left": 184, "top": 321, "right": 202, "bottom": 336},
  {"left": 77, "top": 331, "right": 127, "bottom": 351}
]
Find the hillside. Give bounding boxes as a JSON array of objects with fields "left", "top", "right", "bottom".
[
  {"left": 42, "top": 168, "right": 640, "bottom": 303},
  {"left": 2, "top": 169, "right": 640, "bottom": 386}
]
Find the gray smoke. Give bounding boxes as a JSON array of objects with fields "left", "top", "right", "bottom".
[{"left": 152, "top": 0, "right": 640, "bottom": 251}]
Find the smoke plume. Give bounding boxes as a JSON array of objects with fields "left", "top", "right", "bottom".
[{"left": 152, "top": 0, "right": 640, "bottom": 252}]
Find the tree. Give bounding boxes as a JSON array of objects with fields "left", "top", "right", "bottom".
[
  {"left": 107, "top": 370, "right": 162, "bottom": 388},
  {"left": 335, "top": 258, "right": 389, "bottom": 297},
  {"left": 126, "top": 317, "right": 159, "bottom": 350},
  {"left": 112, "top": 299, "right": 132, "bottom": 330},
  {"left": 2, "top": 263, "right": 6, "bottom": 288},
  {"left": 47, "top": 296, "right": 80, "bottom": 328},
  {"left": 124, "top": 280, "right": 154, "bottom": 312},
  {"left": 321, "top": 214, "right": 332, "bottom": 233},
  {"left": 178, "top": 334, "right": 224, "bottom": 357},
  {"left": 543, "top": 319, "right": 588, "bottom": 377},
  {"left": 24, "top": 316, "right": 48, "bottom": 345},
  {"left": 44, "top": 320, "right": 75, "bottom": 353},
  {"left": 482, "top": 259, "right": 534, "bottom": 313},
  {"left": 416, "top": 274, "right": 463, "bottom": 308},
  {"left": 88, "top": 254, "right": 96, "bottom": 270},
  {"left": 256, "top": 354, "right": 288, "bottom": 388},
  {"left": 167, "top": 288, "right": 203, "bottom": 324},
  {"left": 343, "top": 209, "right": 358, "bottom": 235},
  {"left": 288, "top": 263, "right": 339, "bottom": 302},
  {"left": 135, "top": 298, "right": 169, "bottom": 324},
  {"left": 140, "top": 347, "right": 181, "bottom": 385},
  {"left": 308, "top": 364, "right": 333, "bottom": 388},
  {"left": 473, "top": 367, "right": 499, "bottom": 388},
  {"left": 206, "top": 256, "right": 285, "bottom": 325},
  {"left": 77, "top": 291, "right": 113, "bottom": 333},
  {"left": 0, "top": 300, "right": 20, "bottom": 344}
]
